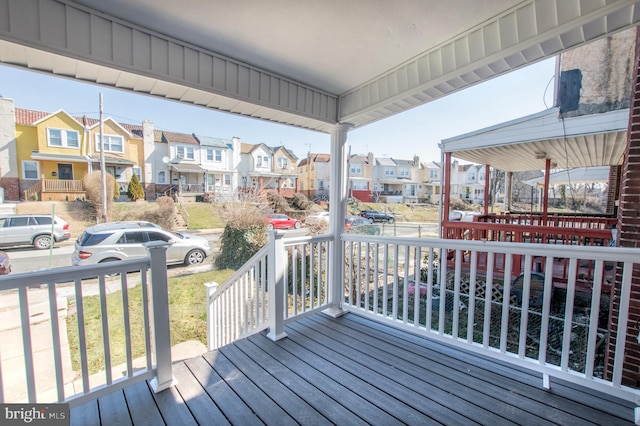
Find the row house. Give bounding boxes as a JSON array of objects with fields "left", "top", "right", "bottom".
[
  {"left": 238, "top": 143, "right": 299, "bottom": 197},
  {"left": 418, "top": 160, "right": 441, "bottom": 204},
  {"left": 348, "top": 152, "right": 374, "bottom": 202},
  {"left": 0, "top": 97, "right": 293, "bottom": 203},
  {"left": 450, "top": 161, "right": 487, "bottom": 203},
  {"left": 372, "top": 156, "right": 421, "bottom": 203},
  {"left": 2, "top": 99, "right": 146, "bottom": 202},
  {"left": 297, "top": 153, "right": 331, "bottom": 201}
]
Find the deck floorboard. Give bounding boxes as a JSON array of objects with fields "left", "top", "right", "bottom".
[{"left": 71, "top": 312, "right": 636, "bottom": 425}]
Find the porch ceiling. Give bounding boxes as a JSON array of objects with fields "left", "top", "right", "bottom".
[
  {"left": 440, "top": 108, "right": 629, "bottom": 172},
  {"left": 1, "top": 1, "right": 640, "bottom": 133}
]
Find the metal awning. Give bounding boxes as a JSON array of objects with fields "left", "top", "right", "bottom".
[
  {"left": 171, "top": 163, "right": 206, "bottom": 173},
  {"left": 440, "top": 108, "right": 629, "bottom": 172},
  {"left": 379, "top": 179, "right": 418, "bottom": 185},
  {"left": 523, "top": 166, "right": 610, "bottom": 187},
  {"left": 31, "top": 152, "right": 89, "bottom": 163}
]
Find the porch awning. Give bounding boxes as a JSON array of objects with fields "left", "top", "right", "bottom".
[
  {"left": 523, "top": 166, "right": 610, "bottom": 187},
  {"left": 87, "top": 155, "right": 135, "bottom": 166},
  {"left": 379, "top": 179, "right": 418, "bottom": 184},
  {"left": 171, "top": 163, "right": 206, "bottom": 173},
  {"left": 440, "top": 107, "right": 629, "bottom": 172},
  {"left": 30, "top": 152, "right": 89, "bottom": 163}
]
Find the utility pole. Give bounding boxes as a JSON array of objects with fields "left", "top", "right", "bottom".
[{"left": 99, "top": 93, "right": 108, "bottom": 223}]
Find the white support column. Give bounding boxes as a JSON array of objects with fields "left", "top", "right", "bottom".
[
  {"left": 267, "top": 230, "right": 288, "bottom": 341},
  {"left": 324, "top": 123, "right": 351, "bottom": 317},
  {"left": 146, "top": 241, "right": 177, "bottom": 393}
]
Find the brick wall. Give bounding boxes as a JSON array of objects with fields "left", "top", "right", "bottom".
[
  {"left": 606, "top": 165, "right": 621, "bottom": 215},
  {"left": 0, "top": 177, "right": 19, "bottom": 201},
  {"left": 607, "top": 26, "right": 640, "bottom": 386}
]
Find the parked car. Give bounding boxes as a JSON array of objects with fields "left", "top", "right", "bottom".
[
  {"left": 0, "top": 214, "right": 71, "bottom": 250},
  {"left": 0, "top": 251, "right": 11, "bottom": 275},
  {"left": 72, "top": 221, "right": 210, "bottom": 266},
  {"left": 360, "top": 210, "right": 395, "bottom": 224},
  {"left": 304, "top": 211, "right": 330, "bottom": 225},
  {"left": 345, "top": 215, "right": 381, "bottom": 235},
  {"left": 449, "top": 210, "right": 479, "bottom": 222},
  {"left": 265, "top": 214, "right": 302, "bottom": 230}
]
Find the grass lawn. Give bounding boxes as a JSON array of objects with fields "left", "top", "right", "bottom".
[
  {"left": 182, "top": 203, "right": 225, "bottom": 229},
  {"left": 66, "top": 268, "right": 235, "bottom": 374}
]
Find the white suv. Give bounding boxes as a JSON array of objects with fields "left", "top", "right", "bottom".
[
  {"left": 0, "top": 214, "right": 71, "bottom": 249},
  {"left": 72, "top": 221, "right": 211, "bottom": 266}
]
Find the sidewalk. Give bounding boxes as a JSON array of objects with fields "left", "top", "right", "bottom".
[{"left": 0, "top": 273, "right": 211, "bottom": 403}]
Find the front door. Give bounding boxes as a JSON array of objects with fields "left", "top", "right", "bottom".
[{"left": 58, "top": 164, "right": 73, "bottom": 180}]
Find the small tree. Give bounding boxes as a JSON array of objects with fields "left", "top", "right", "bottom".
[
  {"left": 114, "top": 179, "right": 120, "bottom": 200},
  {"left": 127, "top": 173, "right": 145, "bottom": 201}
]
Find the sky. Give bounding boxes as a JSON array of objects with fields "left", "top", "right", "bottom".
[{"left": 0, "top": 58, "right": 556, "bottom": 163}]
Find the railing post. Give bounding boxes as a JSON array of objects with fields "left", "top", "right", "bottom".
[
  {"left": 145, "top": 241, "right": 177, "bottom": 392},
  {"left": 267, "top": 230, "right": 288, "bottom": 341},
  {"left": 205, "top": 281, "right": 218, "bottom": 350}
]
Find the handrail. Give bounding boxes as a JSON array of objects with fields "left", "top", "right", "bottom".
[
  {"left": 341, "top": 233, "right": 640, "bottom": 403},
  {"left": 0, "top": 244, "right": 173, "bottom": 406},
  {"left": 206, "top": 232, "right": 333, "bottom": 350}
]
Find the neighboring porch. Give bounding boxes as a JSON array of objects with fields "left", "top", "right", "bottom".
[
  {"left": 71, "top": 312, "right": 635, "bottom": 425},
  {"left": 22, "top": 178, "right": 85, "bottom": 201}
]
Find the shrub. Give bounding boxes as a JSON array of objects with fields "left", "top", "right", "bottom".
[
  {"left": 117, "top": 196, "right": 176, "bottom": 230},
  {"left": 290, "top": 192, "right": 314, "bottom": 210},
  {"left": 127, "top": 173, "right": 145, "bottom": 201},
  {"left": 83, "top": 171, "right": 115, "bottom": 222},
  {"left": 449, "top": 198, "right": 467, "bottom": 210},
  {"left": 214, "top": 195, "right": 269, "bottom": 270},
  {"left": 114, "top": 179, "right": 120, "bottom": 200},
  {"left": 267, "top": 191, "right": 289, "bottom": 213}
]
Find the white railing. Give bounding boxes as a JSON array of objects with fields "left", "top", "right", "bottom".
[
  {"left": 342, "top": 234, "right": 640, "bottom": 403},
  {"left": 206, "top": 231, "right": 333, "bottom": 350},
  {"left": 0, "top": 242, "right": 174, "bottom": 406}
]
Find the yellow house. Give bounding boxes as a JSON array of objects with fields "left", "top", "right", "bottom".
[
  {"left": 16, "top": 108, "right": 89, "bottom": 201},
  {"left": 15, "top": 107, "right": 144, "bottom": 201},
  {"left": 85, "top": 118, "right": 143, "bottom": 194}
]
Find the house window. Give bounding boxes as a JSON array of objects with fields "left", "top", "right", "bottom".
[
  {"left": 318, "top": 180, "right": 325, "bottom": 190},
  {"left": 157, "top": 171, "right": 167, "bottom": 184},
  {"left": 177, "top": 146, "right": 194, "bottom": 160},
  {"left": 132, "top": 167, "right": 142, "bottom": 179},
  {"left": 48, "top": 128, "right": 79, "bottom": 148},
  {"left": 352, "top": 181, "right": 367, "bottom": 190},
  {"left": 384, "top": 167, "right": 395, "bottom": 176},
  {"left": 22, "top": 160, "right": 39, "bottom": 179},
  {"left": 207, "top": 149, "right": 222, "bottom": 162},
  {"left": 277, "top": 158, "right": 289, "bottom": 169},
  {"left": 399, "top": 168, "right": 409, "bottom": 177},
  {"left": 95, "top": 134, "right": 124, "bottom": 153},
  {"left": 224, "top": 174, "right": 231, "bottom": 186},
  {"left": 350, "top": 164, "right": 362, "bottom": 174},
  {"left": 429, "top": 170, "right": 438, "bottom": 179}
]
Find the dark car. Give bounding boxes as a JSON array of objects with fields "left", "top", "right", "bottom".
[
  {"left": 345, "top": 215, "right": 381, "bottom": 235},
  {"left": 0, "top": 251, "right": 11, "bottom": 275},
  {"left": 360, "top": 210, "right": 394, "bottom": 224}
]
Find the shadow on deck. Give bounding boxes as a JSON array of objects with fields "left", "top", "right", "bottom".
[{"left": 71, "top": 313, "right": 635, "bottom": 425}]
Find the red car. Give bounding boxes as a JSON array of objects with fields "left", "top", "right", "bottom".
[
  {"left": 265, "top": 214, "right": 302, "bottom": 230},
  {"left": 0, "top": 251, "right": 11, "bottom": 275}
]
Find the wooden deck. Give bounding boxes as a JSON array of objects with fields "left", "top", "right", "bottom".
[{"left": 70, "top": 313, "right": 636, "bottom": 425}]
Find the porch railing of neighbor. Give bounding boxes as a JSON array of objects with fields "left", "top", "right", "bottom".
[
  {"left": 342, "top": 233, "right": 640, "bottom": 403},
  {"left": 0, "top": 242, "right": 173, "bottom": 406},
  {"left": 443, "top": 214, "right": 616, "bottom": 280},
  {"left": 206, "top": 231, "right": 333, "bottom": 350}
]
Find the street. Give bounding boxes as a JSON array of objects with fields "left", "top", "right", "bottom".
[
  {"left": 6, "top": 232, "right": 222, "bottom": 274},
  {"left": 4, "top": 224, "right": 437, "bottom": 274}
]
